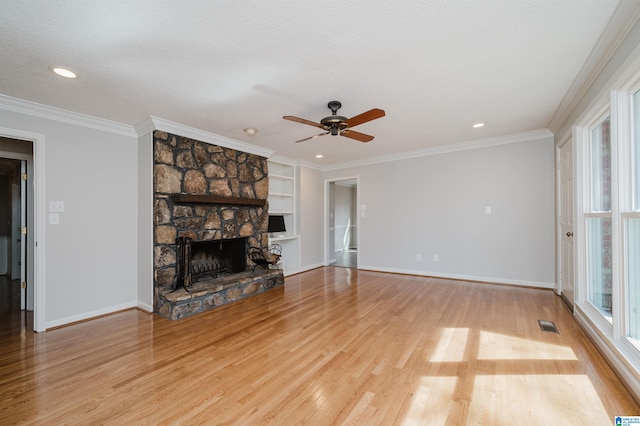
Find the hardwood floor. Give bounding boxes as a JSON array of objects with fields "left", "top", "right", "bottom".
[
  {"left": 0, "top": 267, "right": 638, "bottom": 424},
  {"left": 0, "top": 274, "right": 21, "bottom": 316},
  {"left": 332, "top": 249, "right": 357, "bottom": 269}
]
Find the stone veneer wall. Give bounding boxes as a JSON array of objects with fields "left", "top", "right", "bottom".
[{"left": 152, "top": 130, "right": 273, "bottom": 315}]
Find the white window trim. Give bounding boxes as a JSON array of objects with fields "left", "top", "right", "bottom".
[{"left": 568, "top": 33, "right": 640, "bottom": 402}]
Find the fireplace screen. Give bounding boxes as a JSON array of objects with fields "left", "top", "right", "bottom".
[{"left": 176, "top": 237, "right": 247, "bottom": 288}]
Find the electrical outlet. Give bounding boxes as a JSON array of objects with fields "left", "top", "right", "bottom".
[
  {"left": 49, "top": 213, "right": 60, "bottom": 225},
  {"left": 416, "top": 254, "right": 422, "bottom": 262},
  {"left": 433, "top": 254, "right": 439, "bottom": 262}
]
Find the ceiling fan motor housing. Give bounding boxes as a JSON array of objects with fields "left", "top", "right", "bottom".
[{"left": 323, "top": 101, "right": 348, "bottom": 135}]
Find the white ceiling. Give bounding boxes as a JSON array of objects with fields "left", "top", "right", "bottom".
[{"left": 0, "top": 1, "right": 629, "bottom": 168}]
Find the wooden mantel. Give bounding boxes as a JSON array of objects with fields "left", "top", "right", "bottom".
[{"left": 169, "top": 194, "right": 267, "bottom": 207}]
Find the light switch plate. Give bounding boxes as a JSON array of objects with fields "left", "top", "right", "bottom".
[{"left": 49, "top": 201, "right": 65, "bottom": 212}]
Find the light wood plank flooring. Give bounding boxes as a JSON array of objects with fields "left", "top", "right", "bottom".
[
  {"left": 0, "top": 267, "right": 638, "bottom": 424},
  {"left": 332, "top": 249, "right": 357, "bottom": 269}
]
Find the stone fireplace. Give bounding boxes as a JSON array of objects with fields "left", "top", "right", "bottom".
[{"left": 153, "top": 131, "right": 284, "bottom": 320}]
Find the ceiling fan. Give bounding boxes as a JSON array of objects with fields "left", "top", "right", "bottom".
[{"left": 283, "top": 101, "right": 385, "bottom": 143}]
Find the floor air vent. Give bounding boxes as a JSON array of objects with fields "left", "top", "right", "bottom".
[{"left": 538, "top": 320, "right": 559, "bottom": 333}]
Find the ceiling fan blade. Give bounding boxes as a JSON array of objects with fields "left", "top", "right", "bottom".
[
  {"left": 295, "top": 131, "right": 330, "bottom": 143},
  {"left": 283, "top": 116, "right": 325, "bottom": 129},
  {"left": 343, "top": 108, "right": 385, "bottom": 128},
  {"left": 340, "top": 129, "right": 374, "bottom": 143}
]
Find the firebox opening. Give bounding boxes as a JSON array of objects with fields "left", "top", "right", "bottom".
[{"left": 190, "top": 238, "right": 247, "bottom": 283}]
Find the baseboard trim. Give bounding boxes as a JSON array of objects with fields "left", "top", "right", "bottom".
[
  {"left": 357, "top": 265, "right": 555, "bottom": 290},
  {"left": 137, "top": 301, "right": 153, "bottom": 313},
  {"left": 45, "top": 301, "right": 139, "bottom": 330},
  {"left": 285, "top": 263, "right": 324, "bottom": 277}
]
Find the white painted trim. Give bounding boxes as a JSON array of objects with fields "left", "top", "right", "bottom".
[
  {"left": 268, "top": 154, "right": 299, "bottom": 166},
  {"left": 137, "top": 301, "right": 153, "bottom": 313},
  {"left": 46, "top": 301, "right": 139, "bottom": 329},
  {"left": 284, "top": 263, "right": 323, "bottom": 276},
  {"left": 302, "top": 128, "right": 553, "bottom": 172},
  {"left": 555, "top": 133, "right": 571, "bottom": 296},
  {"left": 0, "top": 94, "right": 136, "bottom": 137},
  {"left": 575, "top": 305, "right": 640, "bottom": 402},
  {"left": 573, "top": 125, "right": 587, "bottom": 308},
  {"left": 0, "top": 126, "right": 46, "bottom": 332},
  {"left": 133, "top": 117, "right": 156, "bottom": 137},
  {"left": 138, "top": 116, "right": 276, "bottom": 159},
  {"left": 549, "top": 1, "right": 640, "bottom": 134},
  {"left": 0, "top": 151, "right": 31, "bottom": 161},
  {"left": 324, "top": 175, "right": 360, "bottom": 268},
  {"left": 358, "top": 265, "right": 555, "bottom": 289}
]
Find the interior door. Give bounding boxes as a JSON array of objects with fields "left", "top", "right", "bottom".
[
  {"left": 19, "top": 160, "right": 26, "bottom": 310},
  {"left": 559, "top": 138, "right": 575, "bottom": 308}
]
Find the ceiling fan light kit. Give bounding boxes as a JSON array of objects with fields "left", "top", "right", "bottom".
[{"left": 284, "top": 101, "right": 385, "bottom": 143}]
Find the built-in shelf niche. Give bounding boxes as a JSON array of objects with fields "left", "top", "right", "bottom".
[{"left": 268, "top": 159, "right": 300, "bottom": 275}]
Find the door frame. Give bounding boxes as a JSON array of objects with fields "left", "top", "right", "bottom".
[
  {"left": 556, "top": 131, "right": 575, "bottom": 308},
  {"left": 0, "top": 126, "right": 46, "bottom": 332},
  {"left": 324, "top": 175, "right": 360, "bottom": 268}
]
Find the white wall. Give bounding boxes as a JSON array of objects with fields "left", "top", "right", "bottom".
[
  {"left": 137, "top": 132, "right": 154, "bottom": 311},
  {"left": 0, "top": 107, "right": 139, "bottom": 328},
  {"left": 298, "top": 166, "right": 324, "bottom": 269},
  {"left": 322, "top": 136, "right": 555, "bottom": 287}
]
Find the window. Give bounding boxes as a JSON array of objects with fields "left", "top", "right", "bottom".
[
  {"left": 626, "top": 90, "right": 640, "bottom": 343},
  {"left": 573, "top": 48, "right": 640, "bottom": 396},
  {"left": 634, "top": 91, "right": 640, "bottom": 211},
  {"left": 586, "top": 117, "right": 613, "bottom": 318},
  {"left": 626, "top": 218, "right": 640, "bottom": 341},
  {"left": 591, "top": 118, "right": 612, "bottom": 212}
]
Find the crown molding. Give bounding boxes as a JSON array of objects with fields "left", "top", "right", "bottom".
[
  {"left": 311, "top": 128, "right": 553, "bottom": 172},
  {"left": 267, "top": 154, "right": 299, "bottom": 166},
  {"left": 133, "top": 116, "right": 156, "bottom": 136},
  {"left": 548, "top": 0, "right": 640, "bottom": 134},
  {"left": 0, "top": 94, "right": 137, "bottom": 137},
  {"left": 137, "top": 116, "right": 275, "bottom": 159}
]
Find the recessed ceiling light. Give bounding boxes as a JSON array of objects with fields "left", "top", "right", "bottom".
[
  {"left": 243, "top": 128, "right": 257, "bottom": 135},
  {"left": 472, "top": 122, "right": 485, "bottom": 128},
  {"left": 315, "top": 154, "right": 323, "bottom": 158},
  {"left": 51, "top": 67, "right": 77, "bottom": 79}
]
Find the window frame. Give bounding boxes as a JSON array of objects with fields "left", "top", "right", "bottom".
[{"left": 577, "top": 108, "right": 616, "bottom": 330}]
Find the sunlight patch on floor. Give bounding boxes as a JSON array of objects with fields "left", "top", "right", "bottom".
[
  {"left": 402, "top": 376, "right": 458, "bottom": 425},
  {"left": 478, "top": 331, "right": 577, "bottom": 360},
  {"left": 469, "top": 374, "right": 610, "bottom": 424},
  {"left": 429, "top": 328, "right": 470, "bottom": 362}
]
